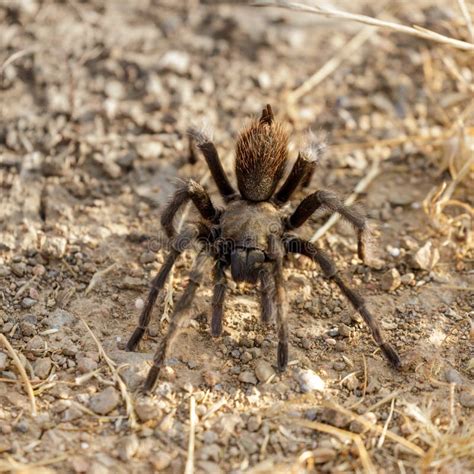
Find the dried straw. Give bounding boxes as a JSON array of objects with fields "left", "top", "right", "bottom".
[{"left": 0, "top": 334, "right": 37, "bottom": 416}]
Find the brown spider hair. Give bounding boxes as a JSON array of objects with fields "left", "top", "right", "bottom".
[{"left": 235, "top": 105, "right": 289, "bottom": 201}]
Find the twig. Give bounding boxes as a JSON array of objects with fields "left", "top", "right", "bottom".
[
  {"left": 253, "top": 1, "right": 474, "bottom": 51},
  {"left": 79, "top": 317, "right": 137, "bottom": 429},
  {"left": 457, "top": 0, "right": 474, "bottom": 43},
  {"left": 295, "top": 419, "right": 377, "bottom": 474},
  {"left": 184, "top": 396, "right": 197, "bottom": 474},
  {"left": 288, "top": 25, "right": 376, "bottom": 104},
  {"left": 85, "top": 263, "right": 117, "bottom": 295},
  {"left": 377, "top": 397, "right": 395, "bottom": 448},
  {"left": 0, "top": 47, "right": 38, "bottom": 76},
  {"left": 0, "top": 334, "right": 37, "bottom": 416},
  {"left": 309, "top": 158, "right": 381, "bottom": 243},
  {"left": 323, "top": 400, "right": 425, "bottom": 456}
]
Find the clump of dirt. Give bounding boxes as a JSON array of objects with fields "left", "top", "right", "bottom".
[{"left": 0, "top": 1, "right": 473, "bottom": 473}]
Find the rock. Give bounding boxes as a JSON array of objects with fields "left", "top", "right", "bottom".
[
  {"left": 295, "top": 369, "right": 325, "bottom": 393},
  {"left": 89, "top": 387, "right": 120, "bottom": 415},
  {"left": 0, "top": 351, "right": 8, "bottom": 371},
  {"left": 349, "top": 412, "right": 377, "bottom": 433},
  {"left": 46, "top": 309, "right": 75, "bottom": 329},
  {"left": 247, "top": 415, "right": 261, "bottom": 432},
  {"left": 21, "top": 298, "right": 37, "bottom": 309},
  {"left": 140, "top": 251, "right": 156, "bottom": 264},
  {"left": 11, "top": 262, "right": 26, "bottom": 277},
  {"left": 135, "top": 397, "right": 161, "bottom": 422},
  {"left": 445, "top": 368, "right": 463, "bottom": 385},
  {"left": 77, "top": 357, "right": 98, "bottom": 374},
  {"left": 135, "top": 142, "right": 163, "bottom": 160},
  {"left": 158, "top": 50, "right": 190, "bottom": 75},
  {"left": 459, "top": 390, "right": 474, "bottom": 408},
  {"left": 342, "top": 372, "right": 359, "bottom": 390},
  {"left": 333, "top": 361, "right": 346, "bottom": 371},
  {"left": 400, "top": 272, "right": 415, "bottom": 285},
  {"left": 381, "top": 268, "right": 401, "bottom": 291},
  {"left": 412, "top": 241, "right": 440, "bottom": 271},
  {"left": 34, "top": 357, "right": 52, "bottom": 378},
  {"left": 312, "top": 447, "right": 336, "bottom": 464},
  {"left": 327, "top": 327, "right": 339, "bottom": 337},
  {"left": 239, "top": 371, "right": 257, "bottom": 385},
  {"left": 320, "top": 407, "right": 349, "bottom": 428},
  {"left": 63, "top": 406, "right": 83, "bottom": 422},
  {"left": 198, "top": 461, "right": 222, "bottom": 474},
  {"left": 254, "top": 360, "right": 275, "bottom": 383},
  {"left": 150, "top": 452, "right": 172, "bottom": 471},
  {"left": 41, "top": 236, "right": 67, "bottom": 259},
  {"left": 117, "top": 434, "right": 139, "bottom": 461},
  {"left": 26, "top": 335, "right": 45, "bottom": 352},
  {"left": 20, "top": 314, "right": 38, "bottom": 336},
  {"left": 202, "top": 370, "right": 220, "bottom": 387}
]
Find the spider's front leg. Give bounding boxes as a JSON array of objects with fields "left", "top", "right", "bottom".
[
  {"left": 268, "top": 235, "right": 289, "bottom": 371},
  {"left": 274, "top": 138, "right": 326, "bottom": 205},
  {"left": 126, "top": 224, "right": 205, "bottom": 352},
  {"left": 144, "top": 250, "right": 210, "bottom": 392},
  {"left": 286, "top": 190, "right": 370, "bottom": 262},
  {"left": 211, "top": 259, "right": 227, "bottom": 337},
  {"left": 161, "top": 179, "right": 219, "bottom": 238},
  {"left": 187, "top": 127, "right": 237, "bottom": 202},
  {"left": 285, "top": 236, "right": 401, "bottom": 368}
]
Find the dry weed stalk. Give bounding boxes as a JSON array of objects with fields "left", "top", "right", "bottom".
[
  {"left": 254, "top": 1, "right": 474, "bottom": 50},
  {"left": 0, "top": 334, "right": 37, "bottom": 416},
  {"left": 79, "top": 317, "right": 137, "bottom": 429}
]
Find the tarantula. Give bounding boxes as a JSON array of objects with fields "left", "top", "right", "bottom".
[{"left": 126, "top": 104, "right": 401, "bottom": 392}]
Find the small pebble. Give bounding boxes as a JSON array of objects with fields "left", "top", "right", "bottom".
[
  {"left": 412, "top": 241, "right": 439, "bottom": 270},
  {"left": 77, "top": 357, "right": 98, "bottom": 374},
  {"left": 445, "top": 368, "right": 463, "bottom": 385},
  {"left": 381, "top": 268, "right": 401, "bottom": 292},
  {"left": 202, "top": 370, "right": 220, "bottom": 387},
  {"left": 239, "top": 371, "right": 257, "bottom": 385},
  {"left": 89, "top": 387, "right": 120, "bottom": 415},
  {"left": 459, "top": 390, "right": 474, "bottom": 408},
  {"left": 135, "top": 397, "right": 162, "bottom": 422},
  {"left": 150, "top": 452, "right": 172, "bottom": 471},
  {"left": 312, "top": 447, "right": 336, "bottom": 464},
  {"left": 0, "top": 351, "right": 8, "bottom": 371},
  {"left": 254, "top": 360, "right": 275, "bottom": 383},
  {"left": 117, "top": 434, "right": 139, "bottom": 461},
  {"left": 295, "top": 369, "right": 325, "bottom": 393},
  {"left": 34, "top": 357, "right": 52, "bottom": 378}
]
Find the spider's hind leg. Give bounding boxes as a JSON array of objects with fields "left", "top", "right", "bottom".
[
  {"left": 144, "top": 250, "right": 211, "bottom": 392},
  {"left": 285, "top": 236, "right": 401, "bottom": 369}
]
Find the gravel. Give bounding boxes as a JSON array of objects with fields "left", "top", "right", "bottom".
[{"left": 89, "top": 387, "right": 120, "bottom": 415}]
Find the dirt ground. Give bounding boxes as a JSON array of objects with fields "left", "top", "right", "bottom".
[{"left": 1, "top": 1, "right": 473, "bottom": 473}]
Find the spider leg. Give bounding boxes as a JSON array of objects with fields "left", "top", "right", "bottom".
[
  {"left": 285, "top": 190, "right": 370, "bottom": 262},
  {"left": 161, "top": 179, "right": 219, "bottom": 238},
  {"left": 274, "top": 139, "right": 325, "bottom": 205},
  {"left": 126, "top": 225, "right": 204, "bottom": 352},
  {"left": 273, "top": 258, "right": 289, "bottom": 371},
  {"left": 268, "top": 234, "right": 289, "bottom": 371},
  {"left": 144, "top": 250, "right": 210, "bottom": 392},
  {"left": 259, "top": 266, "right": 276, "bottom": 324},
  {"left": 187, "top": 127, "right": 237, "bottom": 202},
  {"left": 211, "top": 259, "right": 227, "bottom": 337},
  {"left": 285, "top": 236, "right": 401, "bottom": 368}
]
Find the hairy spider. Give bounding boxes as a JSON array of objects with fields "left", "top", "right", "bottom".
[{"left": 126, "top": 104, "right": 401, "bottom": 392}]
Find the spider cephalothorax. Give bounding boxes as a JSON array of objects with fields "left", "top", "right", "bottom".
[{"left": 126, "top": 104, "right": 401, "bottom": 392}]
